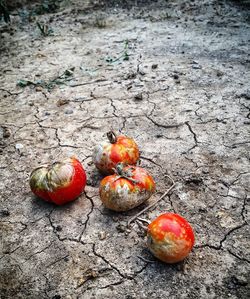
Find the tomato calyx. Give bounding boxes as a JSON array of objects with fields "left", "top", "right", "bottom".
[
  {"left": 107, "top": 130, "right": 117, "bottom": 144},
  {"left": 113, "top": 163, "right": 139, "bottom": 184}
]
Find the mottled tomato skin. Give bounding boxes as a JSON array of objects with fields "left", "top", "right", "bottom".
[
  {"left": 30, "top": 157, "right": 86, "bottom": 205},
  {"left": 93, "top": 135, "right": 139, "bottom": 174},
  {"left": 147, "top": 213, "right": 195, "bottom": 263},
  {"left": 99, "top": 166, "right": 155, "bottom": 211}
]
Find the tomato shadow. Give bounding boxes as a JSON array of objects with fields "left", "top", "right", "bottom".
[{"left": 29, "top": 193, "right": 80, "bottom": 212}]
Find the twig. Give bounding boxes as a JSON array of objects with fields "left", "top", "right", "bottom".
[
  {"left": 0, "top": 88, "right": 23, "bottom": 96},
  {"left": 137, "top": 256, "right": 155, "bottom": 263},
  {"left": 137, "top": 217, "right": 150, "bottom": 225},
  {"left": 127, "top": 175, "right": 175, "bottom": 227},
  {"left": 69, "top": 78, "right": 107, "bottom": 87}
]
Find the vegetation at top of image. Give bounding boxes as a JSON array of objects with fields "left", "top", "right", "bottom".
[
  {"left": 36, "top": 21, "right": 53, "bottom": 36},
  {"left": 17, "top": 0, "right": 68, "bottom": 23},
  {"left": 105, "top": 39, "right": 130, "bottom": 63},
  {"left": 17, "top": 67, "right": 75, "bottom": 91},
  {"left": 0, "top": 0, "right": 10, "bottom": 23},
  {"left": 34, "top": 0, "right": 61, "bottom": 15}
]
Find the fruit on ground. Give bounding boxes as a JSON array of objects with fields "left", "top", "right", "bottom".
[
  {"left": 29, "top": 157, "right": 86, "bottom": 205},
  {"left": 147, "top": 213, "right": 195, "bottom": 263},
  {"left": 92, "top": 131, "right": 139, "bottom": 174},
  {"left": 99, "top": 163, "right": 155, "bottom": 211}
]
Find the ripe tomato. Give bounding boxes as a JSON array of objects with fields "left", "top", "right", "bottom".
[
  {"left": 29, "top": 157, "right": 86, "bottom": 205},
  {"left": 147, "top": 213, "right": 195, "bottom": 263},
  {"left": 92, "top": 131, "right": 139, "bottom": 174},
  {"left": 99, "top": 164, "right": 155, "bottom": 211}
]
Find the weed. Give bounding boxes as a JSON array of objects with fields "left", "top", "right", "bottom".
[
  {"left": 37, "top": 22, "right": 53, "bottom": 36},
  {"left": 35, "top": 0, "right": 60, "bottom": 15},
  {"left": 94, "top": 15, "right": 107, "bottom": 28},
  {"left": 17, "top": 67, "right": 75, "bottom": 91},
  {"left": 105, "top": 39, "right": 130, "bottom": 64}
]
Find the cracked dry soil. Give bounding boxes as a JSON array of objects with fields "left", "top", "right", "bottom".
[{"left": 0, "top": 0, "right": 250, "bottom": 298}]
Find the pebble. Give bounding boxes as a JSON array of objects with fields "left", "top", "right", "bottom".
[
  {"left": 151, "top": 64, "right": 158, "bottom": 69},
  {"left": 2, "top": 127, "right": 11, "bottom": 138},
  {"left": 57, "top": 99, "right": 69, "bottom": 107},
  {"left": 98, "top": 231, "right": 107, "bottom": 240},
  {"left": 15, "top": 143, "right": 24, "bottom": 150},
  {"left": 65, "top": 109, "right": 73, "bottom": 115},
  {"left": 133, "top": 79, "right": 144, "bottom": 87},
  {"left": 138, "top": 69, "right": 146, "bottom": 76},
  {"left": 192, "top": 64, "right": 202, "bottom": 69},
  {"left": 116, "top": 223, "right": 127, "bottom": 233},
  {"left": 134, "top": 93, "right": 143, "bottom": 101}
]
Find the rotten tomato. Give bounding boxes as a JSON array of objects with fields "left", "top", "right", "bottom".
[
  {"left": 29, "top": 157, "right": 86, "bottom": 205},
  {"left": 99, "top": 163, "right": 155, "bottom": 211},
  {"left": 92, "top": 131, "right": 139, "bottom": 174},
  {"left": 147, "top": 213, "right": 195, "bottom": 263}
]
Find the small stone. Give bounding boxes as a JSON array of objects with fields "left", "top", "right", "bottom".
[
  {"left": 65, "top": 109, "right": 73, "bottom": 115},
  {"left": 124, "top": 72, "right": 136, "bottom": 80},
  {"left": 44, "top": 111, "right": 50, "bottom": 116},
  {"left": 173, "top": 74, "right": 179, "bottom": 80},
  {"left": 15, "top": 143, "right": 24, "bottom": 150},
  {"left": 139, "top": 69, "right": 146, "bottom": 76},
  {"left": 216, "top": 70, "right": 224, "bottom": 77},
  {"left": 57, "top": 99, "right": 69, "bottom": 107},
  {"left": 151, "top": 64, "right": 158, "bottom": 69},
  {"left": 192, "top": 63, "right": 202, "bottom": 69},
  {"left": 38, "top": 134, "right": 44, "bottom": 142},
  {"left": 133, "top": 79, "right": 144, "bottom": 87},
  {"left": 3, "top": 127, "right": 11, "bottom": 138},
  {"left": 35, "top": 86, "right": 43, "bottom": 92},
  {"left": 98, "top": 231, "right": 107, "bottom": 240},
  {"left": 116, "top": 223, "right": 126, "bottom": 233},
  {"left": 134, "top": 93, "right": 143, "bottom": 101}
]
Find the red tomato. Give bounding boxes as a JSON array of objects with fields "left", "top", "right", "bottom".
[
  {"left": 147, "top": 213, "right": 195, "bottom": 263},
  {"left": 29, "top": 157, "right": 86, "bottom": 205},
  {"left": 92, "top": 131, "right": 139, "bottom": 174},
  {"left": 99, "top": 164, "right": 155, "bottom": 211}
]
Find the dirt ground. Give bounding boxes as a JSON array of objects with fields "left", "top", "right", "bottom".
[{"left": 0, "top": 0, "right": 250, "bottom": 298}]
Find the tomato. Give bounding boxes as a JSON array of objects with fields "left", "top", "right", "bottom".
[
  {"left": 99, "top": 163, "right": 155, "bottom": 211},
  {"left": 92, "top": 131, "right": 139, "bottom": 174},
  {"left": 29, "top": 157, "right": 86, "bottom": 205},
  {"left": 147, "top": 213, "right": 195, "bottom": 263}
]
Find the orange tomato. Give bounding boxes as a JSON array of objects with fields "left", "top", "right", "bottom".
[
  {"left": 147, "top": 213, "right": 195, "bottom": 263},
  {"left": 99, "top": 164, "right": 155, "bottom": 211},
  {"left": 92, "top": 131, "right": 139, "bottom": 174}
]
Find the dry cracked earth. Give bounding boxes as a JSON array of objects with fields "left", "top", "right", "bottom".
[{"left": 0, "top": 0, "right": 250, "bottom": 298}]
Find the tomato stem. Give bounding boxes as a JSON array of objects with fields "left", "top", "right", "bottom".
[
  {"left": 107, "top": 131, "right": 117, "bottom": 144},
  {"left": 114, "top": 163, "right": 138, "bottom": 184}
]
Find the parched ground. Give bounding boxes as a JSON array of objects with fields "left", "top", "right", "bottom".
[{"left": 0, "top": 1, "right": 250, "bottom": 298}]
